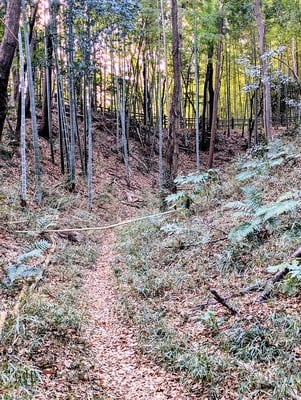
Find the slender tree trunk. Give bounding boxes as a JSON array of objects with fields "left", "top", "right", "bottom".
[
  {"left": 201, "top": 45, "right": 214, "bottom": 150},
  {"left": 19, "top": 30, "right": 27, "bottom": 207},
  {"left": 167, "top": 0, "right": 181, "bottom": 190},
  {"left": 193, "top": 2, "right": 200, "bottom": 171},
  {"left": 67, "top": 1, "right": 76, "bottom": 190},
  {"left": 208, "top": 1, "right": 224, "bottom": 169},
  {"left": 15, "top": 3, "right": 38, "bottom": 140},
  {"left": 160, "top": 0, "right": 170, "bottom": 117},
  {"left": 225, "top": 44, "right": 231, "bottom": 137},
  {"left": 22, "top": 0, "right": 42, "bottom": 203},
  {"left": 39, "top": 28, "right": 53, "bottom": 142},
  {"left": 156, "top": 0, "right": 164, "bottom": 189},
  {"left": 0, "top": 0, "right": 21, "bottom": 140},
  {"left": 254, "top": 0, "right": 271, "bottom": 139},
  {"left": 84, "top": 8, "right": 93, "bottom": 210},
  {"left": 121, "top": 39, "right": 130, "bottom": 183}
]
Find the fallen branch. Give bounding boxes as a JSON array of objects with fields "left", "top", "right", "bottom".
[
  {"left": 193, "top": 282, "right": 264, "bottom": 311},
  {"left": 255, "top": 245, "right": 301, "bottom": 302},
  {"left": 208, "top": 287, "right": 238, "bottom": 315},
  {"left": 256, "top": 267, "right": 289, "bottom": 303}
]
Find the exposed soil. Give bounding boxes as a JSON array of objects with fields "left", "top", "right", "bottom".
[{"left": 84, "top": 230, "right": 198, "bottom": 400}]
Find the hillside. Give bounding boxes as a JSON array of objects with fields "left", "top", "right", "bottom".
[
  {"left": 0, "top": 123, "right": 300, "bottom": 399},
  {"left": 115, "top": 129, "right": 301, "bottom": 399}
]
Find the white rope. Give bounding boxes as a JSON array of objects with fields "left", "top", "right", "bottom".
[{"left": 16, "top": 209, "right": 179, "bottom": 234}]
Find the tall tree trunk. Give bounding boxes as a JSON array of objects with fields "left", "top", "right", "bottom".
[
  {"left": 19, "top": 30, "right": 27, "bottom": 207},
  {"left": 22, "top": 0, "right": 42, "bottom": 203},
  {"left": 201, "top": 44, "right": 214, "bottom": 150},
  {"left": 193, "top": 2, "right": 200, "bottom": 171},
  {"left": 67, "top": 0, "right": 77, "bottom": 190},
  {"left": 208, "top": 1, "right": 224, "bottom": 169},
  {"left": 0, "top": 0, "right": 21, "bottom": 140},
  {"left": 15, "top": 3, "right": 38, "bottom": 140},
  {"left": 160, "top": 0, "right": 170, "bottom": 118},
  {"left": 254, "top": 0, "right": 271, "bottom": 139},
  {"left": 167, "top": 0, "right": 181, "bottom": 191},
  {"left": 39, "top": 29, "right": 53, "bottom": 141}
]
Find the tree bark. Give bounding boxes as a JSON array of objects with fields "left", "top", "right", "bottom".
[
  {"left": 208, "top": 2, "right": 224, "bottom": 169},
  {"left": 254, "top": 0, "right": 272, "bottom": 139},
  {"left": 0, "top": 0, "right": 22, "bottom": 140},
  {"left": 201, "top": 44, "right": 214, "bottom": 151},
  {"left": 39, "top": 30, "right": 53, "bottom": 140},
  {"left": 167, "top": 0, "right": 181, "bottom": 191}
]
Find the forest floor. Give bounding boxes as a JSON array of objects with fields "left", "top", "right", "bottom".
[
  {"left": 1, "top": 115, "right": 298, "bottom": 399},
  {"left": 83, "top": 230, "right": 197, "bottom": 400}
]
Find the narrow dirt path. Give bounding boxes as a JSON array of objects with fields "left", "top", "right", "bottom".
[{"left": 84, "top": 231, "right": 196, "bottom": 400}]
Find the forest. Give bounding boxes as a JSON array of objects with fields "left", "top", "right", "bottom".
[{"left": 0, "top": 0, "right": 301, "bottom": 399}]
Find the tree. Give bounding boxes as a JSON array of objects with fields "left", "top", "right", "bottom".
[
  {"left": 208, "top": 0, "right": 224, "bottom": 168},
  {"left": 254, "top": 0, "right": 272, "bottom": 139},
  {"left": 167, "top": 0, "right": 181, "bottom": 190},
  {"left": 0, "top": 0, "right": 21, "bottom": 140}
]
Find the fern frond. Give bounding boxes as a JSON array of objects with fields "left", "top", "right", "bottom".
[
  {"left": 242, "top": 186, "right": 263, "bottom": 212},
  {"left": 36, "top": 216, "right": 57, "bottom": 231},
  {"left": 288, "top": 263, "right": 301, "bottom": 279},
  {"left": 224, "top": 201, "right": 247, "bottom": 211},
  {"left": 255, "top": 199, "right": 299, "bottom": 222},
  {"left": 18, "top": 240, "right": 51, "bottom": 262},
  {"left": 276, "top": 191, "right": 296, "bottom": 202},
  {"left": 228, "top": 222, "right": 259, "bottom": 242},
  {"left": 174, "top": 169, "right": 219, "bottom": 186},
  {"left": 18, "top": 249, "right": 43, "bottom": 262},
  {"left": 26, "top": 239, "right": 50, "bottom": 252},
  {"left": 7, "top": 264, "right": 43, "bottom": 283},
  {"left": 236, "top": 170, "right": 259, "bottom": 182},
  {"left": 165, "top": 191, "right": 187, "bottom": 204}
]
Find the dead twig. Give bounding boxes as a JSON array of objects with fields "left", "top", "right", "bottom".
[
  {"left": 208, "top": 287, "right": 238, "bottom": 315},
  {"left": 193, "top": 282, "right": 264, "bottom": 311}
]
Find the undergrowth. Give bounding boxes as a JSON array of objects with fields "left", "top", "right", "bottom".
[
  {"left": 0, "top": 195, "right": 101, "bottom": 398},
  {"left": 116, "top": 130, "right": 301, "bottom": 399}
]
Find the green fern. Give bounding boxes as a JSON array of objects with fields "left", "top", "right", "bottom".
[
  {"left": 225, "top": 186, "right": 262, "bottom": 217},
  {"left": 25, "top": 239, "right": 50, "bottom": 252},
  {"left": 165, "top": 191, "right": 188, "bottom": 205},
  {"left": 19, "top": 240, "right": 51, "bottom": 262},
  {"left": 7, "top": 264, "right": 42, "bottom": 283},
  {"left": 236, "top": 169, "right": 262, "bottom": 182},
  {"left": 18, "top": 249, "right": 43, "bottom": 262},
  {"left": 228, "top": 222, "right": 259, "bottom": 242},
  {"left": 35, "top": 215, "right": 57, "bottom": 231},
  {"left": 4, "top": 240, "right": 50, "bottom": 285},
  {"left": 255, "top": 199, "right": 299, "bottom": 223},
  {"left": 174, "top": 169, "right": 219, "bottom": 186},
  {"left": 267, "top": 260, "right": 301, "bottom": 280},
  {"left": 165, "top": 169, "right": 219, "bottom": 208},
  {"left": 235, "top": 139, "right": 300, "bottom": 183},
  {"left": 228, "top": 191, "right": 300, "bottom": 243}
]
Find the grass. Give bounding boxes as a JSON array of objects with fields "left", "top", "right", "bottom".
[
  {"left": 0, "top": 193, "right": 102, "bottom": 398},
  {"left": 115, "top": 129, "right": 301, "bottom": 398}
]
